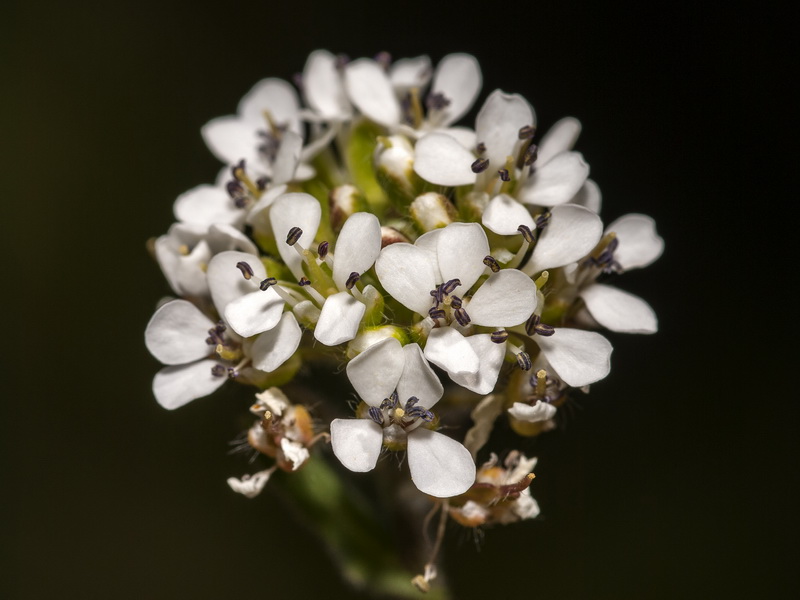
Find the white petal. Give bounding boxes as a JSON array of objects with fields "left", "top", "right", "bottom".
[
  {"left": 227, "top": 468, "right": 275, "bottom": 499},
  {"left": 430, "top": 53, "right": 482, "bottom": 127},
  {"left": 269, "top": 193, "right": 322, "bottom": 279},
  {"left": 431, "top": 126, "right": 476, "bottom": 149},
  {"left": 413, "top": 132, "right": 477, "bottom": 187},
  {"left": 481, "top": 194, "right": 535, "bottom": 236},
  {"left": 314, "top": 292, "right": 365, "bottom": 346},
  {"left": 344, "top": 58, "right": 400, "bottom": 127},
  {"left": 535, "top": 328, "right": 613, "bottom": 387},
  {"left": 475, "top": 90, "right": 534, "bottom": 171},
  {"left": 525, "top": 204, "right": 603, "bottom": 274},
  {"left": 303, "top": 50, "right": 351, "bottom": 120},
  {"left": 207, "top": 223, "right": 258, "bottom": 255},
  {"left": 436, "top": 222, "right": 489, "bottom": 294},
  {"left": 413, "top": 229, "right": 443, "bottom": 283},
  {"left": 206, "top": 251, "right": 266, "bottom": 316},
  {"left": 463, "top": 394, "right": 504, "bottom": 456},
  {"left": 466, "top": 270, "right": 537, "bottom": 327},
  {"left": 245, "top": 184, "right": 287, "bottom": 226},
  {"left": 389, "top": 55, "right": 432, "bottom": 94},
  {"left": 407, "top": 429, "right": 476, "bottom": 497},
  {"left": 519, "top": 152, "right": 590, "bottom": 207},
  {"left": 397, "top": 343, "right": 444, "bottom": 409},
  {"left": 330, "top": 418, "right": 383, "bottom": 472},
  {"left": 569, "top": 179, "right": 602, "bottom": 213},
  {"left": 201, "top": 117, "right": 260, "bottom": 166},
  {"left": 508, "top": 400, "right": 557, "bottom": 422},
  {"left": 448, "top": 334, "right": 505, "bottom": 395},
  {"left": 375, "top": 243, "right": 436, "bottom": 315},
  {"left": 238, "top": 78, "right": 301, "bottom": 134},
  {"left": 280, "top": 438, "right": 309, "bottom": 471},
  {"left": 332, "top": 212, "right": 382, "bottom": 290},
  {"left": 580, "top": 284, "right": 658, "bottom": 334},
  {"left": 536, "top": 117, "right": 582, "bottom": 166},
  {"left": 424, "top": 326, "right": 479, "bottom": 376},
  {"left": 250, "top": 312, "right": 302, "bottom": 371},
  {"left": 152, "top": 359, "right": 227, "bottom": 410},
  {"left": 605, "top": 213, "right": 664, "bottom": 270},
  {"left": 346, "top": 337, "right": 405, "bottom": 406},
  {"left": 173, "top": 184, "right": 243, "bottom": 228},
  {"left": 145, "top": 300, "right": 215, "bottom": 365},
  {"left": 271, "top": 130, "right": 302, "bottom": 185}
]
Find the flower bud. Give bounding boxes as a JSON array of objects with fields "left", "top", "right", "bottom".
[
  {"left": 329, "top": 184, "right": 367, "bottom": 232},
  {"left": 409, "top": 192, "right": 457, "bottom": 233},
  {"left": 374, "top": 134, "right": 417, "bottom": 205}
]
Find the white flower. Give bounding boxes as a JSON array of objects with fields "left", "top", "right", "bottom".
[
  {"left": 154, "top": 221, "right": 257, "bottom": 298},
  {"left": 375, "top": 222, "right": 538, "bottom": 393},
  {"left": 330, "top": 337, "right": 476, "bottom": 498},
  {"left": 172, "top": 168, "right": 246, "bottom": 230},
  {"left": 201, "top": 77, "right": 313, "bottom": 183},
  {"left": 144, "top": 299, "right": 230, "bottom": 409}
]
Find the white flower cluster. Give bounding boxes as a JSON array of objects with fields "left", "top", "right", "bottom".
[{"left": 145, "top": 49, "right": 663, "bottom": 568}]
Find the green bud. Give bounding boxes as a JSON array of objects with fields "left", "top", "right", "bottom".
[{"left": 409, "top": 192, "right": 457, "bottom": 232}]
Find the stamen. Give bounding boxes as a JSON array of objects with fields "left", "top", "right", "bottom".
[
  {"left": 518, "top": 225, "right": 535, "bottom": 243},
  {"left": 298, "top": 277, "right": 311, "bottom": 286},
  {"left": 405, "top": 397, "right": 420, "bottom": 410},
  {"left": 516, "top": 352, "right": 532, "bottom": 371},
  {"left": 368, "top": 406, "right": 384, "bottom": 425},
  {"left": 425, "top": 92, "right": 451, "bottom": 111},
  {"left": 286, "top": 227, "right": 303, "bottom": 246},
  {"left": 498, "top": 168, "right": 510, "bottom": 182},
  {"left": 476, "top": 142, "right": 486, "bottom": 155},
  {"left": 227, "top": 367, "right": 239, "bottom": 379},
  {"left": 442, "top": 279, "right": 461, "bottom": 295},
  {"left": 317, "top": 241, "right": 329, "bottom": 259},
  {"left": 518, "top": 125, "right": 536, "bottom": 139},
  {"left": 471, "top": 157, "right": 490, "bottom": 173},
  {"left": 211, "top": 364, "right": 226, "bottom": 377},
  {"left": 535, "top": 323, "right": 555, "bottom": 336},
  {"left": 535, "top": 211, "right": 551, "bottom": 229},
  {"left": 345, "top": 272, "right": 361, "bottom": 290},
  {"left": 523, "top": 143, "right": 539, "bottom": 166},
  {"left": 235, "top": 261, "right": 255, "bottom": 280},
  {"left": 259, "top": 277, "right": 277, "bottom": 291},
  {"left": 454, "top": 307, "right": 471, "bottom": 326},
  {"left": 255, "top": 176, "right": 270, "bottom": 191},
  {"left": 428, "top": 308, "right": 446, "bottom": 320},
  {"left": 449, "top": 295, "right": 462, "bottom": 309},
  {"left": 491, "top": 330, "right": 509, "bottom": 344},
  {"left": 525, "top": 314, "right": 540, "bottom": 336},
  {"left": 483, "top": 255, "right": 501, "bottom": 273},
  {"left": 430, "top": 286, "right": 444, "bottom": 306},
  {"left": 226, "top": 180, "right": 245, "bottom": 199}
]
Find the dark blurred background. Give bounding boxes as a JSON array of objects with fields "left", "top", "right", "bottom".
[{"left": 1, "top": 1, "right": 793, "bottom": 598}]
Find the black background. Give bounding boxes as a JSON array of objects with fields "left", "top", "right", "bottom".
[{"left": 1, "top": 1, "right": 794, "bottom": 598}]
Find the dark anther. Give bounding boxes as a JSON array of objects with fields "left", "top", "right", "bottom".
[
  {"left": 345, "top": 272, "right": 361, "bottom": 290},
  {"left": 523, "top": 144, "right": 539, "bottom": 166},
  {"left": 286, "top": 226, "right": 303, "bottom": 246},
  {"left": 518, "top": 125, "right": 537, "bottom": 139},
  {"left": 259, "top": 277, "right": 277, "bottom": 291},
  {"left": 368, "top": 406, "right": 384, "bottom": 425},
  {"left": 471, "top": 157, "right": 490, "bottom": 173},
  {"left": 425, "top": 92, "right": 451, "bottom": 111},
  {"left": 298, "top": 277, "right": 311, "bottom": 286},
  {"left": 442, "top": 279, "right": 461, "bottom": 294},
  {"left": 535, "top": 211, "right": 551, "bottom": 229},
  {"left": 211, "top": 364, "right": 226, "bottom": 377},
  {"left": 454, "top": 307, "right": 471, "bottom": 326},
  {"left": 231, "top": 159, "right": 246, "bottom": 178},
  {"left": 483, "top": 255, "right": 501, "bottom": 273},
  {"left": 380, "top": 397, "right": 394, "bottom": 410},
  {"left": 317, "top": 241, "right": 329, "bottom": 259},
  {"left": 476, "top": 142, "right": 487, "bottom": 155},
  {"left": 535, "top": 323, "right": 556, "bottom": 337},
  {"left": 226, "top": 180, "right": 245, "bottom": 199},
  {"left": 429, "top": 308, "right": 446, "bottom": 320},
  {"left": 449, "top": 295, "right": 463, "bottom": 309},
  {"left": 430, "top": 285, "right": 444, "bottom": 305},
  {"left": 525, "top": 314, "right": 540, "bottom": 336},
  {"left": 518, "top": 225, "right": 535, "bottom": 243},
  {"left": 491, "top": 330, "right": 509, "bottom": 344},
  {"left": 498, "top": 168, "right": 510, "bottom": 182},
  {"left": 375, "top": 51, "right": 392, "bottom": 70},
  {"left": 255, "top": 176, "right": 270, "bottom": 191},
  {"left": 227, "top": 367, "right": 239, "bottom": 379},
  {"left": 405, "top": 397, "right": 419, "bottom": 410},
  {"left": 516, "top": 352, "right": 532, "bottom": 371},
  {"left": 236, "top": 261, "right": 255, "bottom": 280}
]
